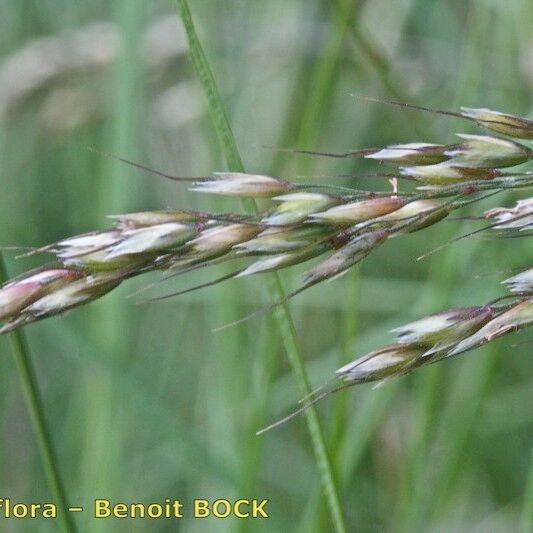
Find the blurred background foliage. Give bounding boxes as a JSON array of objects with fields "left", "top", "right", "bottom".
[{"left": 0, "top": 0, "right": 532, "bottom": 531}]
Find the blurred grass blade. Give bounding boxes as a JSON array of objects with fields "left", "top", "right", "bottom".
[
  {"left": 521, "top": 450, "right": 533, "bottom": 533},
  {"left": 0, "top": 255, "right": 76, "bottom": 533},
  {"left": 175, "top": 0, "right": 242, "bottom": 173},
  {"left": 175, "top": 1, "right": 347, "bottom": 531}
]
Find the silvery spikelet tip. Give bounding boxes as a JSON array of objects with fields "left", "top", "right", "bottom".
[
  {"left": 54, "top": 230, "right": 155, "bottom": 271},
  {"left": 21, "top": 274, "right": 121, "bottom": 318},
  {"left": 445, "top": 134, "right": 532, "bottom": 169},
  {"left": 502, "top": 268, "right": 533, "bottom": 294},
  {"left": 235, "top": 255, "right": 294, "bottom": 277},
  {"left": 460, "top": 107, "right": 533, "bottom": 140},
  {"left": 446, "top": 300, "right": 533, "bottom": 357},
  {"left": 336, "top": 344, "right": 426, "bottom": 383},
  {"left": 105, "top": 223, "right": 197, "bottom": 259},
  {"left": 236, "top": 246, "right": 327, "bottom": 278},
  {"left": 0, "top": 268, "right": 83, "bottom": 322},
  {"left": 365, "top": 143, "right": 449, "bottom": 166},
  {"left": 372, "top": 199, "right": 450, "bottom": 234},
  {"left": 189, "top": 224, "right": 261, "bottom": 254},
  {"left": 234, "top": 226, "right": 329, "bottom": 254},
  {"left": 109, "top": 210, "right": 202, "bottom": 228},
  {"left": 303, "top": 230, "right": 388, "bottom": 285},
  {"left": 190, "top": 172, "right": 294, "bottom": 198},
  {"left": 262, "top": 193, "right": 337, "bottom": 226},
  {"left": 310, "top": 197, "right": 404, "bottom": 224},
  {"left": 57, "top": 231, "right": 121, "bottom": 254},
  {"left": 401, "top": 162, "right": 499, "bottom": 186},
  {"left": 484, "top": 198, "right": 533, "bottom": 230},
  {"left": 272, "top": 192, "right": 332, "bottom": 202},
  {"left": 391, "top": 306, "right": 494, "bottom": 357},
  {"left": 0, "top": 268, "right": 123, "bottom": 332}
]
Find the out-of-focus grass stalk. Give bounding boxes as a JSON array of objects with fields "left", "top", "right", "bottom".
[
  {"left": 99, "top": 0, "right": 147, "bottom": 341},
  {"left": 79, "top": 4, "right": 146, "bottom": 528},
  {"left": 428, "top": 347, "right": 500, "bottom": 517},
  {"left": 287, "top": 2, "right": 358, "bottom": 528},
  {"left": 313, "top": 271, "right": 359, "bottom": 530},
  {"left": 400, "top": 343, "right": 501, "bottom": 530},
  {"left": 0, "top": 255, "right": 76, "bottom": 533},
  {"left": 175, "top": 1, "right": 347, "bottom": 531},
  {"left": 236, "top": 319, "right": 280, "bottom": 533},
  {"left": 396, "top": 231, "right": 458, "bottom": 532},
  {"left": 521, "top": 450, "right": 533, "bottom": 533},
  {"left": 397, "top": 6, "right": 494, "bottom": 529},
  {"left": 406, "top": 7, "right": 508, "bottom": 528},
  {"left": 334, "top": 0, "right": 429, "bottom": 136},
  {"left": 294, "top": 0, "right": 358, "bottom": 162},
  {"left": 339, "top": 381, "right": 401, "bottom": 486},
  {"left": 332, "top": 271, "right": 360, "bottom": 444},
  {"left": 397, "top": 222, "right": 494, "bottom": 531}
]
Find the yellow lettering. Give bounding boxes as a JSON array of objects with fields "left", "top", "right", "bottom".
[
  {"left": 234, "top": 499, "right": 250, "bottom": 518},
  {"left": 213, "top": 499, "right": 231, "bottom": 518},
  {"left": 194, "top": 499, "right": 210, "bottom": 517},
  {"left": 94, "top": 499, "right": 111, "bottom": 518},
  {"left": 252, "top": 499, "right": 269, "bottom": 518},
  {"left": 113, "top": 503, "right": 128, "bottom": 518},
  {"left": 147, "top": 504, "right": 163, "bottom": 518},
  {"left": 172, "top": 500, "right": 184, "bottom": 518},
  {"left": 130, "top": 503, "right": 145, "bottom": 518},
  {"left": 13, "top": 504, "right": 27, "bottom": 518},
  {"left": 29, "top": 504, "right": 41, "bottom": 517},
  {"left": 43, "top": 504, "right": 57, "bottom": 518}
]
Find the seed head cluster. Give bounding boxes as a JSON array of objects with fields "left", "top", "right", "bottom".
[{"left": 1, "top": 104, "right": 531, "bottom": 408}]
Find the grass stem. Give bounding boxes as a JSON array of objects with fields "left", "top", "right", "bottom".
[
  {"left": 175, "top": 2, "right": 347, "bottom": 531},
  {"left": 0, "top": 255, "right": 76, "bottom": 533}
]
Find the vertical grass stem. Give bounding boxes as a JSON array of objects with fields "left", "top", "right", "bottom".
[
  {"left": 175, "top": 2, "right": 347, "bottom": 531},
  {"left": 0, "top": 255, "right": 76, "bottom": 533}
]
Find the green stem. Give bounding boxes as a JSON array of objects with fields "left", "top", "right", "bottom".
[
  {"left": 175, "top": 2, "right": 347, "bottom": 531},
  {"left": 0, "top": 256, "right": 76, "bottom": 533}
]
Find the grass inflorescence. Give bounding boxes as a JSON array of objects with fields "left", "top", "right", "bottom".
[
  {"left": 1, "top": 100, "right": 532, "bottom": 437},
  {"left": 1, "top": 115, "right": 531, "bottom": 336},
  {"left": 1, "top": 3, "right": 532, "bottom": 532}
]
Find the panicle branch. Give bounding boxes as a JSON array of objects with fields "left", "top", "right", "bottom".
[{"left": 259, "top": 264, "right": 532, "bottom": 433}]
